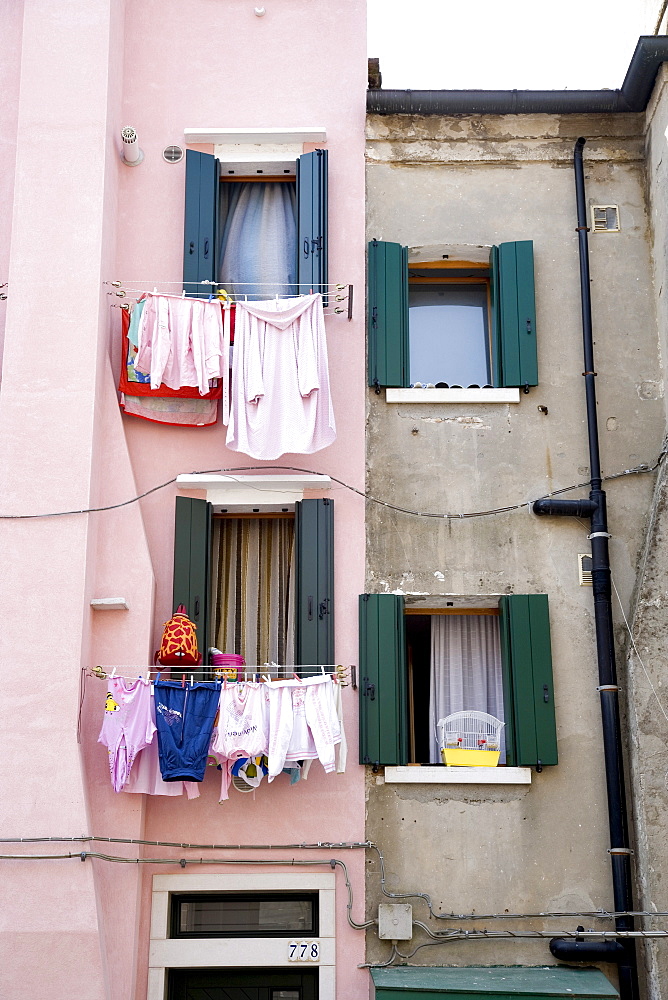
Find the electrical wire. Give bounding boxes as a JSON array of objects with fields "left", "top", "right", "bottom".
[
  {"left": 0, "top": 835, "right": 370, "bottom": 849},
  {"left": 0, "top": 847, "right": 372, "bottom": 931},
  {"left": 367, "top": 843, "right": 668, "bottom": 921},
  {"left": 0, "top": 453, "right": 664, "bottom": 521},
  {"left": 5, "top": 837, "right": 668, "bottom": 924},
  {"left": 610, "top": 573, "right": 668, "bottom": 729}
]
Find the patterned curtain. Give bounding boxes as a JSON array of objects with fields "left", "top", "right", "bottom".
[{"left": 211, "top": 517, "right": 295, "bottom": 666}]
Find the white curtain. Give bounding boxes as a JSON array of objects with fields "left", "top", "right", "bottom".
[
  {"left": 219, "top": 181, "right": 297, "bottom": 297},
  {"left": 428, "top": 615, "right": 504, "bottom": 763},
  {"left": 211, "top": 517, "right": 295, "bottom": 666}
]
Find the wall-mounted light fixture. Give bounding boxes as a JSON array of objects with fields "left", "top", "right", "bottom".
[
  {"left": 121, "top": 126, "right": 144, "bottom": 166},
  {"left": 254, "top": 7, "right": 266, "bottom": 15}
]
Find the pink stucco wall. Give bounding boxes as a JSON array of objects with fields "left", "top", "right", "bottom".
[{"left": 0, "top": 2, "right": 368, "bottom": 999}]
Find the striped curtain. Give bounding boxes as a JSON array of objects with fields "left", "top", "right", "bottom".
[{"left": 211, "top": 517, "right": 295, "bottom": 666}]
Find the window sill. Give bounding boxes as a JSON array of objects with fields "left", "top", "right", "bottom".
[
  {"left": 385, "top": 388, "right": 521, "bottom": 404},
  {"left": 384, "top": 766, "right": 531, "bottom": 785}
]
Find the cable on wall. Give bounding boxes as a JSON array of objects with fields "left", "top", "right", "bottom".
[{"left": 0, "top": 452, "right": 664, "bottom": 522}]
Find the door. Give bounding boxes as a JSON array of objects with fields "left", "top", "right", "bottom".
[{"left": 169, "top": 968, "right": 318, "bottom": 1000}]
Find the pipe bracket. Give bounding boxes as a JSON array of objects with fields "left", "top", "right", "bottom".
[
  {"left": 608, "top": 847, "right": 634, "bottom": 855},
  {"left": 582, "top": 371, "right": 598, "bottom": 376},
  {"left": 597, "top": 684, "right": 619, "bottom": 692},
  {"left": 588, "top": 531, "right": 611, "bottom": 539}
]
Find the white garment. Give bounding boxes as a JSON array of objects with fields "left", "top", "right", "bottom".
[
  {"left": 226, "top": 294, "right": 336, "bottom": 460},
  {"left": 333, "top": 679, "right": 347, "bottom": 774},
  {"left": 213, "top": 682, "right": 270, "bottom": 799},
  {"left": 266, "top": 679, "right": 296, "bottom": 780},
  {"left": 266, "top": 676, "right": 340, "bottom": 779},
  {"left": 135, "top": 293, "right": 226, "bottom": 396},
  {"left": 213, "top": 682, "right": 270, "bottom": 759}
]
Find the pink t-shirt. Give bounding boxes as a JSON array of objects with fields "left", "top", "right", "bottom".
[{"left": 98, "top": 677, "right": 156, "bottom": 793}]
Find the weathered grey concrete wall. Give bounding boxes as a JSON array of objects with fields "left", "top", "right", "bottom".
[
  {"left": 624, "top": 64, "right": 668, "bottom": 1000},
  {"left": 364, "top": 112, "right": 664, "bottom": 976}
]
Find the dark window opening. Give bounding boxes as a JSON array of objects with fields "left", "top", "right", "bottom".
[
  {"left": 405, "top": 610, "right": 504, "bottom": 764},
  {"left": 170, "top": 892, "right": 318, "bottom": 939}
]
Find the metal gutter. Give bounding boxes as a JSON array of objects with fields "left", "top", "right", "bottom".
[{"left": 367, "top": 36, "right": 668, "bottom": 115}]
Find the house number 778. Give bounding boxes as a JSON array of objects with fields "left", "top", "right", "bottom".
[{"left": 288, "top": 940, "right": 320, "bottom": 962}]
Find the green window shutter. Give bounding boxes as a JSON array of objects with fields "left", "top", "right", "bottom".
[
  {"left": 296, "top": 149, "right": 328, "bottom": 293},
  {"left": 294, "top": 498, "right": 334, "bottom": 666},
  {"left": 491, "top": 240, "right": 538, "bottom": 389},
  {"left": 183, "top": 149, "right": 219, "bottom": 298},
  {"left": 359, "top": 594, "right": 408, "bottom": 766},
  {"left": 173, "top": 496, "right": 212, "bottom": 663},
  {"left": 368, "top": 240, "right": 409, "bottom": 389},
  {"left": 499, "top": 594, "right": 558, "bottom": 767}
]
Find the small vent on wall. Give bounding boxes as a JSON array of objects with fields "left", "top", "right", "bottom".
[
  {"left": 579, "top": 553, "right": 593, "bottom": 586},
  {"left": 163, "top": 145, "right": 184, "bottom": 163},
  {"left": 591, "top": 205, "right": 620, "bottom": 232}
]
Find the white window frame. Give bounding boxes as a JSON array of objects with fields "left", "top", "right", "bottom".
[{"left": 148, "top": 872, "right": 336, "bottom": 1000}]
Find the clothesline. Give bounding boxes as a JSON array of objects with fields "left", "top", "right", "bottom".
[
  {"left": 105, "top": 280, "right": 353, "bottom": 318},
  {"left": 90, "top": 664, "right": 349, "bottom": 682},
  {"left": 106, "top": 280, "right": 349, "bottom": 288}
]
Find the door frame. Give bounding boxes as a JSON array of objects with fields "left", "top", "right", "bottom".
[{"left": 148, "top": 873, "right": 336, "bottom": 1000}]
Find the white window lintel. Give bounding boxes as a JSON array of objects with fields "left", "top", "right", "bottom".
[
  {"left": 176, "top": 473, "right": 331, "bottom": 508},
  {"left": 184, "top": 127, "right": 327, "bottom": 145}
]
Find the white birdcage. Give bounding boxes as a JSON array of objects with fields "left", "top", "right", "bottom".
[{"left": 437, "top": 711, "right": 505, "bottom": 767}]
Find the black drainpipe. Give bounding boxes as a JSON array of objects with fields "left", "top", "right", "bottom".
[{"left": 532, "top": 138, "right": 638, "bottom": 1000}]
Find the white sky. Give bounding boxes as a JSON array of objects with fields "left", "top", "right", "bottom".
[{"left": 368, "top": 0, "right": 658, "bottom": 91}]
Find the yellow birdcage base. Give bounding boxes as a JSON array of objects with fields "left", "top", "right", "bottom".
[{"left": 441, "top": 747, "right": 500, "bottom": 767}]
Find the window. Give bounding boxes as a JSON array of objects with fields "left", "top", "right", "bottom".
[
  {"left": 367, "top": 240, "right": 538, "bottom": 392},
  {"left": 358, "top": 593, "right": 557, "bottom": 770},
  {"left": 211, "top": 514, "right": 296, "bottom": 665},
  {"left": 405, "top": 607, "right": 504, "bottom": 764},
  {"left": 172, "top": 496, "right": 333, "bottom": 667},
  {"left": 171, "top": 892, "right": 318, "bottom": 938},
  {"left": 184, "top": 149, "right": 327, "bottom": 298},
  {"left": 408, "top": 265, "right": 491, "bottom": 387}
]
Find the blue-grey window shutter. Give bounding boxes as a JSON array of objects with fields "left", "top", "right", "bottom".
[
  {"left": 490, "top": 240, "right": 538, "bottom": 389},
  {"left": 359, "top": 594, "right": 408, "bottom": 766},
  {"left": 296, "top": 149, "right": 328, "bottom": 293},
  {"left": 499, "top": 594, "right": 557, "bottom": 768},
  {"left": 294, "top": 498, "right": 334, "bottom": 666},
  {"left": 367, "top": 240, "right": 409, "bottom": 389},
  {"left": 173, "top": 496, "right": 212, "bottom": 663},
  {"left": 183, "top": 149, "right": 219, "bottom": 298}
]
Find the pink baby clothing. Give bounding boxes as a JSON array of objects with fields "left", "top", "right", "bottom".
[
  {"left": 226, "top": 294, "right": 336, "bottom": 460},
  {"left": 135, "top": 294, "right": 226, "bottom": 396},
  {"left": 98, "top": 677, "right": 156, "bottom": 793},
  {"left": 212, "top": 683, "right": 270, "bottom": 800}
]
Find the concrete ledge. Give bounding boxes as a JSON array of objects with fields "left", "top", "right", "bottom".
[
  {"left": 384, "top": 766, "right": 531, "bottom": 784},
  {"left": 386, "top": 388, "right": 521, "bottom": 404}
]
